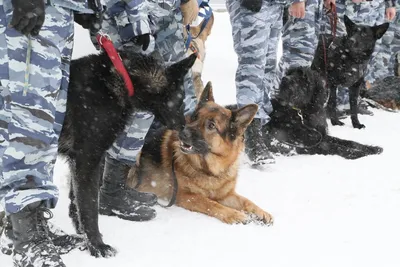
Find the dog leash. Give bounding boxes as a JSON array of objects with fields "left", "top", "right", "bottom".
[
  {"left": 185, "top": 0, "right": 213, "bottom": 50},
  {"left": 135, "top": 151, "right": 178, "bottom": 208},
  {"left": 96, "top": 33, "right": 135, "bottom": 97},
  {"left": 276, "top": 108, "right": 324, "bottom": 149}
]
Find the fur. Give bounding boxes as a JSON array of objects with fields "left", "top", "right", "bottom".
[
  {"left": 127, "top": 82, "right": 273, "bottom": 225},
  {"left": 58, "top": 50, "right": 197, "bottom": 257},
  {"left": 362, "top": 76, "right": 400, "bottom": 110},
  {"left": 184, "top": 13, "right": 214, "bottom": 100},
  {"left": 311, "top": 15, "right": 389, "bottom": 129},
  {"left": 269, "top": 66, "right": 383, "bottom": 159}
]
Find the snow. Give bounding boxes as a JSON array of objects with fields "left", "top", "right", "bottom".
[{"left": 2, "top": 11, "right": 400, "bottom": 267}]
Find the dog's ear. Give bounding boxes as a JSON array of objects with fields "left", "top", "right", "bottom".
[
  {"left": 198, "top": 81, "right": 215, "bottom": 106},
  {"left": 372, "top": 22, "right": 389, "bottom": 40},
  {"left": 344, "top": 15, "right": 356, "bottom": 34},
  {"left": 199, "top": 14, "right": 214, "bottom": 41},
  {"left": 167, "top": 54, "right": 197, "bottom": 82},
  {"left": 233, "top": 104, "right": 258, "bottom": 129}
]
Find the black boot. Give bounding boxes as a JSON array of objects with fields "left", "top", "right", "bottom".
[
  {"left": 244, "top": 118, "right": 275, "bottom": 166},
  {"left": 9, "top": 201, "right": 66, "bottom": 267},
  {"left": 99, "top": 155, "right": 157, "bottom": 221}
]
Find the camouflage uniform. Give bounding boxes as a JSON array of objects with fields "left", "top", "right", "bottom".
[
  {"left": 0, "top": 0, "right": 93, "bottom": 214},
  {"left": 226, "top": 0, "right": 303, "bottom": 125},
  {"left": 369, "top": 1, "right": 400, "bottom": 80},
  {"left": 101, "top": 0, "right": 196, "bottom": 164},
  {"left": 275, "top": 0, "right": 324, "bottom": 96}
]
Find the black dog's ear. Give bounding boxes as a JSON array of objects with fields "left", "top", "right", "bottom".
[
  {"left": 372, "top": 22, "right": 389, "bottom": 40},
  {"left": 166, "top": 54, "right": 197, "bottom": 81},
  {"left": 233, "top": 104, "right": 258, "bottom": 129},
  {"left": 344, "top": 15, "right": 356, "bottom": 34},
  {"left": 198, "top": 81, "right": 215, "bottom": 106}
]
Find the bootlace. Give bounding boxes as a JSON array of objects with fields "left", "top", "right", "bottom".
[{"left": 32, "top": 208, "right": 53, "bottom": 246}]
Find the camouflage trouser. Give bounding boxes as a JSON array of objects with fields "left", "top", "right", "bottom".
[
  {"left": 227, "top": 0, "right": 283, "bottom": 124},
  {"left": 321, "top": 0, "right": 385, "bottom": 105},
  {"left": 372, "top": 10, "right": 400, "bottom": 79},
  {"left": 275, "top": 0, "right": 323, "bottom": 96},
  {"left": 102, "top": 10, "right": 196, "bottom": 164},
  {"left": 0, "top": 2, "right": 74, "bottom": 214}
]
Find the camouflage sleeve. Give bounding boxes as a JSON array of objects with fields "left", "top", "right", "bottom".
[
  {"left": 289, "top": 0, "right": 305, "bottom": 3},
  {"left": 385, "top": 0, "right": 396, "bottom": 8},
  {"left": 106, "top": 0, "right": 151, "bottom": 43}
]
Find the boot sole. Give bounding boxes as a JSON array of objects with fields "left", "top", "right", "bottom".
[{"left": 99, "top": 207, "right": 156, "bottom": 222}]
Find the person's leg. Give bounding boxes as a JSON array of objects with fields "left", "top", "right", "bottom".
[
  {"left": 0, "top": 3, "right": 74, "bottom": 266},
  {"left": 226, "top": 0, "right": 279, "bottom": 166},
  {"left": 275, "top": 0, "right": 321, "bottom": 97},
  {"left": 96, "top": 15, "right": 157, "bottom": 222}
]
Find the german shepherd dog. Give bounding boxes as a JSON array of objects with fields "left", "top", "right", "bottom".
[
  {"left": 267, "top": 63, "right": 383, "bottom": 159},
  {"left": 58, "top": 51, "right": 197, "bottom": 257},
  {"left": 126, "top": 83, "right": 273, "bottom": 225},
  {"left": 312, "top": 15, "right": 389, "bottom": 128},
  {"left": 184, "top": 13, "right": 215, "bottom": 100}
]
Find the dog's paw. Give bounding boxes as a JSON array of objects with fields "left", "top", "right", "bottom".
[
  {"left": 220, "top": 210, "right": 248, "bottom": 225},
  {"left": 88, "top": 242, "right": 117, "bottom": 258},
  {"left": 352, "top": 122, "right": 365, "bottom": 129},
  {"left": 365, "top": 145, "right": 383, "bottom": 155},
  {"left": 331, "top": 119, "right": 345, "bottom": 126},
  {"left": 251, "top": 210, "right": 274, "bottom": 226}
]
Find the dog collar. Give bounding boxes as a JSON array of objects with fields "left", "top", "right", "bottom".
[{"left": 96, "top": 33, "right": 134, "bottom": 97}]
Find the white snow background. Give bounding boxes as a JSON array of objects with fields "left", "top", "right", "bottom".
[{"left": 1, "top": 9, "right": 400, "bottom": 267}]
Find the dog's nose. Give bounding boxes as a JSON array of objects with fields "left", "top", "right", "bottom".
[{"left": 179, "top": 127, "right": 191, "bottom": 141}]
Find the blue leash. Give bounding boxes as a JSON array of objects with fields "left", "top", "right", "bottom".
[{"left": 185, "top": 0, "right": 213, "bottom": 49}]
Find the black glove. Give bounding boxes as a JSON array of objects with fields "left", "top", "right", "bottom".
[
  {"left": 240, "top": 0, "right": 262, "bottom": 12},
  {"left": 131, "top": 33, "right": 151, "bottom": 51},
  {"left": 10, "top": 0, "right": 45, "bottom": 36},
  {"left": 74, "top": 12, "right": 103, "bottom": 33}
]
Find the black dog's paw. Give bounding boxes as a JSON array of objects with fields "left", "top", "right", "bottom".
[
  {"left": 331, "top": 118, "right": 345, "bottom": 126},
  {"left": 365, "top": 145, "right": 383, "bottom": 155},
  {"left": 88, "top": 242, "right": 117, "bottom": 258},
  {"left": 352, "top": 121, "right": 365, "bottom": 129}
]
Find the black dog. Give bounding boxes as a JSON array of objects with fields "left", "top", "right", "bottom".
[
  {"left": 267, "top": 67, "right": 383, "bottom": 159},
  {"left": 312, "top": 15, "right": 389, "bottom": 129},
  {"left": 58, "top": 51, "right": 197, "bottom": 257}
]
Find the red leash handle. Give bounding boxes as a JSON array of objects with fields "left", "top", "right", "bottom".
[{"left": 96, "top": 34, "right": 135, "bottom": 97}]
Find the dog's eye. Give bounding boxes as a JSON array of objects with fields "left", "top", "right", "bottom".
[{"left": 207, "top": 120, "right": 216, "bottom": 130}]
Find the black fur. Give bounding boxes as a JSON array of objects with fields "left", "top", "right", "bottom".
[
  {"left": 311, "top": 15, "right": 389, "bottom": 129},
  {"left": 58, "top": 50, "right": 196, "bottom": 257},
  {"left": 269, "top": 67, "right": 383, "bottom": 159}
]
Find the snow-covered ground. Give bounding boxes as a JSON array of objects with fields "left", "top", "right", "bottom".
[{"left": 2, "top": 11, "right": 400, "bottom": 267}]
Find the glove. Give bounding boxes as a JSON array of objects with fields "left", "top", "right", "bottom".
[
  {"left": 240, "top": 0, "right": 262, "bottom": 12},
  {"left": 10, "top": 0, "right": 45, "bottom": 36},
  {"left": 74, "top": 12, "right": 103, "bottom": 33},
  {"left": 131, "top": 33, "right": 151, "bottom": 51}
]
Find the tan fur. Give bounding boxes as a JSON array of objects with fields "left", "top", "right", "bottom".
[
  {"left": 127, "top": 84, "right": 273, "bottom": 225},
  {"left": 183, "top": 13, "right": 214, "bottom": 100},
  {"left": 181, "top": 0, "right": 200, "bottom": 25}
]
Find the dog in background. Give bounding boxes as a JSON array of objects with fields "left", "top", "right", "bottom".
[
  {"left": 127, "top": 82, "right": 273, "bottom": 225},
  {"left": 362, "top": 76, "right": 400, "bottom": 111},
  {"left": 312, "top": 15, "right": 389, "bottom": 129},
  {"left": 267, "top": 66, "right": 383, "bottom": 160},
  {"left": 184, "top": 13, "right": 214, "bottom": 100},
  {"left": 59, "top": 51, "right": 197, "bottom": 258}
]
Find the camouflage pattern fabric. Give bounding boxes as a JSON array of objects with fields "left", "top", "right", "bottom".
[
  {"left": 274, "top": 0, "right": 323, "bottom": 97},
  {"left": 370, "top": 6, "right": 400, "bottom": 80},
  {"left": 101, "top": 0, "right": 197, "bottom": 164},
  {"left": 226, "top": 0, "right": 285, "bottom": 125},
  {"left": 0, "top": 1, "right": 78, "bottom": 214}
]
